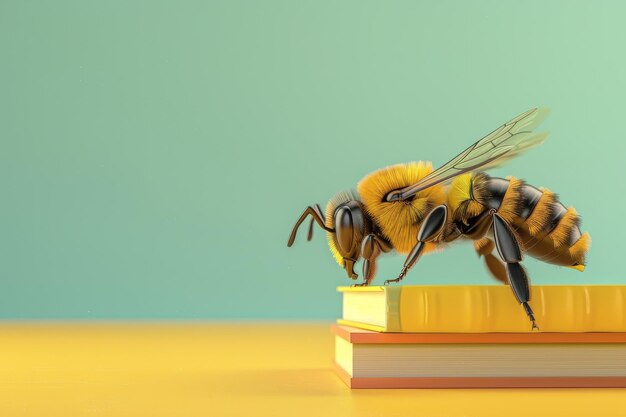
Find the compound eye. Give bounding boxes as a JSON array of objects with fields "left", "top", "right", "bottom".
[{"left": 334, "top": 206, "right": 355, "bottom": 255}]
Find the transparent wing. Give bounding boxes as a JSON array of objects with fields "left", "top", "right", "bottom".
[{"left": 389, "top": 108, "right": 549, "bottom": 201}]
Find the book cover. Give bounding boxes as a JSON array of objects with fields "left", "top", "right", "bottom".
[{"left": 338, "top": 285, "right": 626, "bottom": 333}]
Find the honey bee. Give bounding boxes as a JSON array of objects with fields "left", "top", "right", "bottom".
[{"left": 287, "top": 109, "right": 591, "bottom": 330}]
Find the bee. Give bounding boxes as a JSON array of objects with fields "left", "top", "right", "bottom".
[{"left": 287, "top": 109, "right": 590, "bottom": 330}]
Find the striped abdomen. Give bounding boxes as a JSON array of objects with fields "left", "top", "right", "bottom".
[{"left": 448, "top": 172, "right": 590, "bottom": 268}]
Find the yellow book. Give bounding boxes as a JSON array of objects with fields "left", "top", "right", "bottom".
[{"left": 337, "top": 285, "right": 626, "bottom": 333}]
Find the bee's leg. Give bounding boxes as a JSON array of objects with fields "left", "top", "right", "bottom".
[
  {"left": 352, "top": 234, "right": 383, "bottom": 287},
  {"left": 491, "top": 213, "right": 539, "bottom": 331},
  {"left": 474, "top": 238, "right": 508, "bottom": 284},
  {"left": 384, "top": 205, "right": 448, "bottom": 285}
]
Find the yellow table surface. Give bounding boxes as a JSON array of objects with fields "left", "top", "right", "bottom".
[{"left": 1, "top": 322, "right": 625, "bottom": 417}]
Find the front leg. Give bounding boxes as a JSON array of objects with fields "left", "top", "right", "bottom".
[
  {"left": 353, "top": 234, "right": 391, "bottom": 287},
  {"left": 385, "top": 205, "right": 448, "bottom": 285}
]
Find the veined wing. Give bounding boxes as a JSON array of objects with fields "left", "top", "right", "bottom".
[{"left": 386, "top": 108, "right": 549, "bottom": 201}]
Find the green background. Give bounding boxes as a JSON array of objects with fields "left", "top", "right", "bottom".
[{"left": 1, "top": 1, "right": 624, "bottom": 319}]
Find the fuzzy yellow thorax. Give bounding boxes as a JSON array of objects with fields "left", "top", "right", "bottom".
[{"left": 357, "top": 162, "right": 446, "bottom": 254}]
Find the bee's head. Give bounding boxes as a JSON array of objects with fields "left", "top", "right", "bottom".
[
  {"left": 287, "top": 190, "right": 372, "bottom": 280},
  {"left": 324, "top": 192, "right": 372, "bottom": 280}
]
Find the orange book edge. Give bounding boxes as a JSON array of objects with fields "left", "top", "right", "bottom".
[
  {"left": 332, "top": 362, "right": 626, "bottom": 389},
  {"left": 331, "top": 324, "right": 626, "bottom": 344}
]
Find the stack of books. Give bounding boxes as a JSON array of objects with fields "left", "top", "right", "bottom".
[{"left": 333, "top": 285, "right": 626, "bottom": 388}]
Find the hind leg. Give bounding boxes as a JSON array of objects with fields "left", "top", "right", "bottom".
[
  {"left": 474, "top": 238, "right": 508, "bottom": 284},
  {"left": 491, "top": 213, "right": 539, "bottom": 331}
]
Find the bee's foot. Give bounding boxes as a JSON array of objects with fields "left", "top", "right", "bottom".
[
  {"left": 531, "top": 320, "right": 540, "bottom": 332},
  {"left": 351, "top": 282, "right": 369, "bottom": 287},
  {"left": 523, "top": 302, "right": 540, "bottom": 332},
  {"left": 384, "top": 278, "right": 402, "bottom": 286}
]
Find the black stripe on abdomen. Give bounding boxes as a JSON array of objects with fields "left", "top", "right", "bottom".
[
  {"left": 482, "top": 177, "right": 510, "bottom": 210},
  {"left": 546, "top": 202, "right": 567, "bottom": 233},
  {"left": 518, "top": 184, "right": 543, "bottom": 219}
]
